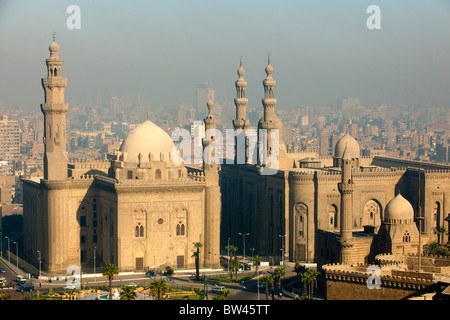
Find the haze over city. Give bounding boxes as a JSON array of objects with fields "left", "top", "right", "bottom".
[{"left": 1, "top": 0, "right": 450, "bottom": 112}]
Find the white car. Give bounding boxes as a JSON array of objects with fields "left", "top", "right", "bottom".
[
  {"left": 63, "top": 285, "right": 77, "bottom": 290},
  {"left": 211, "top": 285, "right": 226, "bottom": 293}
]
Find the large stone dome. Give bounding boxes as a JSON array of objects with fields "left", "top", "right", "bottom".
[
  {"left": 334, "top": 133, "right": 360, "bottom": 159},
  {"left": 384, "top": 193, "right": 415, "bottom": 223},
  {"left": 119, "top": 120, "right": 175, "bottom": 163}
]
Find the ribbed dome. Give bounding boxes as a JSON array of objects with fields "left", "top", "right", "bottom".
[
  {"left": 119, "top": 120, "right": 175, "bottom": 163},
  {"left": 384, "top": 194, "right": 414, "bottom": 223},
  {"left": 334, "top": 133, "right": 360, "bottom": 159}
]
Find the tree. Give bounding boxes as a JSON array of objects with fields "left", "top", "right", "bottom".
[
  {"left": 273, "top": 267, "right": 286, "bottom": 299},
  {"left": 307, "top": 269, "right": 320, "bottom": 299},
  {"left": 225, "top": 245, "right": 238, "bottom": 277},
  {"left": 253, "top": 255, "right": 261, "bottom": 276},
  {"left": 294, "top": 262, "right": 307, "bottom": 277},
  {"left": 102, "top": 263, "right": 119, "bottom": 300},
  {"left": 192, "top": 242, "right": 203, "bottom": 280},
  {"left": 299, "top": 272, "right": 311, "bottom": 299},
  {"left": 150, "top": 279, "right": 169, "bottom": 300},
  {"left": 261, "top": 276, "right": 274, "bottom": 300},
  {"left": 120, "top": 286, "right": 137, "bottom": 300},
  {"left": 424, "top": 240, "right": 450, "bottom": 256},
  {"left": 212, "top": 289, "right": 230, "bottom": 300},
  {"left": 436, "top": 227, "right": 448, "bottom": 244},
  {"left": 231, "top": 259, "right": 240, "bottom": 280}
]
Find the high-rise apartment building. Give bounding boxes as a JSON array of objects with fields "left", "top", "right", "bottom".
[
  {"left": 0, "top": 115, "right": 20, "bottom": 162},
  {"left": 196, "top": 82, "right": 215, "bottom": 117}
]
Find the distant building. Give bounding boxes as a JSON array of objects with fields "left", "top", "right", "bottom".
[
  {"left": 0, "top": 115, "right": 20, "bottom": 162},
  {"left": 196, "top": 82, "right": 215, "bottom": 117}
]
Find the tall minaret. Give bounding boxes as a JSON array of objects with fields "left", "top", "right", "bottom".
[
  {"left": 41, "top": 33, "right": 68, "bottom": 180},
  {"left": 233, "top": 57, "right": 249, "bottom": 131},
  {"left": 233, "top": 57, "right": 250, "bottom": 164},
  {"left": 202, "top": 99, "right": 221, "bottom": 268},
  {"left": 338, "top": 144, "right": 355, "bottom": 263},
  {"left": 258, "top": 53, "right": 280, "bottom": 166}
]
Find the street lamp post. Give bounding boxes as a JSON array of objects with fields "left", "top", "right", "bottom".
[
  {"left": 5, "top": 236, "right": 10, "bottom": 264},
  {"left": 279, "top": 234, "right": 286, "bottom": 267},
  {"left": 94, "top": 246, "right": 96, "bottom": 281},
  {"left": 227, "top": 238, "right": 230, "bottom": 273},
  {"left": 37, "top": 250, "right": 41, "bottom": 285},
  {"left": 238, "top": 232, "right": 250, "bottom": 262},
  {"left": 13, "top": 241, "right": 18, "bottom": 272}
]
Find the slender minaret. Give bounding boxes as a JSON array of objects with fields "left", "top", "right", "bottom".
[
  {"left": 202, "top": 98, "right": 218, "bottom": 184},
  {"left": 202, "top": 99, "right": 221, "bottom": 268},
  {"left": 233, "top": 57, "right": 250, "bottom": 164},
  {"left": 258, "top": 53, "right": 279, "bottom": 165},
  {"left": 233, "top": 56, "right": 249, "bottom": 131},
  {"left": 338, "top": 144, "right": 354, "bottom": 263},
  {"left": 41, "top": 33, "right": 68, "bottom": 180}
]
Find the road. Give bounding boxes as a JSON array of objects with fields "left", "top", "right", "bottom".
[{"left": 0, "top": 257, "right": 295, "bottom": 300}]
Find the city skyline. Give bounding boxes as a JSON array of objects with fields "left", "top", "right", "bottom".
[{"left": 1, "top": 1, "right": 450, "bottom": 113}]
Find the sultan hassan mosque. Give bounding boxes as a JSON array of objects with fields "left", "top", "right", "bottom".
[
  {"left": 22, "top": 35, "right": 450, "bottom": 277},
  {"left": 22, "top": 35, "right": 220, "bottom": 275}
]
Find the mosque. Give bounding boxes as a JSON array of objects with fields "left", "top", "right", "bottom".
[
  {"left": 22, "top": 35, "right": 221, "bottom": 275},
  {"left": 220, "top": 55, "right": 450, "bottom": 269},
  {"left": 21, "top": 35, "right": 450, "bottom": 277}
]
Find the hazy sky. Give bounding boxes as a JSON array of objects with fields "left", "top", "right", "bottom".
[{"left": 1, "top": 0, "right": 450, "bottom": 112}]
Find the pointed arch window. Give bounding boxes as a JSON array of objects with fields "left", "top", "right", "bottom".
[
  {"left": 403, "top": 231, "right": 410, "bottom": 243},
  {"left": 176, "top": 221, "right": 186, "bottom": 236},
  {"left": 135, "top": 223, "right": 144, "bottom": 238}
]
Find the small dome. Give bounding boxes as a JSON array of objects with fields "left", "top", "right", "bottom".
[
  {"left": 237, "top": 65, "right": 245, "bottom": 77},
  {"left": 334, "top": 133, "right": 360, "bottom": 159},
  {"left": 384, "top": 194, "right": 414, "bottom": 222},
  {"left": 49, "top": 40, "right": 59, "bottom": 53},
  {"left": 119, "top": 120, "right": 175, "bottom": 163},
  {"left": 265, "top": 63, "right": 273, "bottom": 75}
]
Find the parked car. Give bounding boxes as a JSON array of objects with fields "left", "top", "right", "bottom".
[
  {"left": 126, "top": 283, "right": 138, "bottom": 287},
  {"left": 145, "top": 270, "right": 157, "bottom": 277},
  {"left": 15, "top": 275, "right": 26, "bottom": 282},
  {"left": 63, "top": 285, "right": 76, "bottom": 290},
  {"left": 211, "top": 285, "right": 226, "bottom": 293},
  {"left": 19, "top": 284, "right": 34, "bottom": 292}
]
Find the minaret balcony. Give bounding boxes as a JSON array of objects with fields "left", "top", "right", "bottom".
[{"left": 42, "top": 77, "right": 67, "bottom": 88}]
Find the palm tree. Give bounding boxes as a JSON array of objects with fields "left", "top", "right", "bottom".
[
  {"left": 273, "top": 267, "right": 286, "bottom": 299},
  {"left": 212, "top": 289, "right": 230, "bottom": 300},
  {"left": 231, "top": 259, "right": 240, "bottom": 280},
  {"left": 149, "top": 279, "right": 169, "bottom": 300},
  {"left": 120, "top": 285, "right": 137, "bottom": 300},
  {"left": 294, "top": 262, "right": 307, "bottom": 277},
  {"left": 225, "top": 245, "right": 238, "bottom": 277},
  {"left": 192, "top": 242, "right": 203, "bottom": 280},
  {"left": 102, "top": 263, "right": 119, "bottom": 300},
  {"left": 424, "top": 240, "right": 450, "bottom": 256},
  {"left": 253, "top": 255, "right": 261, "bottom": 276},
  {"left": 261, "top": 276, "right": 274, "bottom": 300},
  {"left": 307, "top": 269, "right": 320, "bottom": 299},
  {"left": 436, "top": 227, "right": 448, "bottom": 244},
  {"left": 299, "top": 272, "right": 311, "bottom": 299}
]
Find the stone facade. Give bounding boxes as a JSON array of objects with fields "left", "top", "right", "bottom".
[
  {"left": 21, "top": 37, "right": 221, "bottom": 276},
  {"left": 221, "top": 59, "right": 450, "bottom": 267}
]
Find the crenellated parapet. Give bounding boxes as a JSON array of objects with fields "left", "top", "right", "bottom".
[
  {"left": 323, "top": 263, "right": 434, "bottom": 290},
  {"left": 70, "top": 159, "right": 110, "bottom": 169}
]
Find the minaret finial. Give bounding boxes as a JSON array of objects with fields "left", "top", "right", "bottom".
[
  {"left": 239, "top": 56, "right": 243, "bottom": 66},
  {"left": 53, "top": 32, "right": 56, "bottom": 42},
  {"left": 268, "top": 52, "right": 271, "bottom": 64}
]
